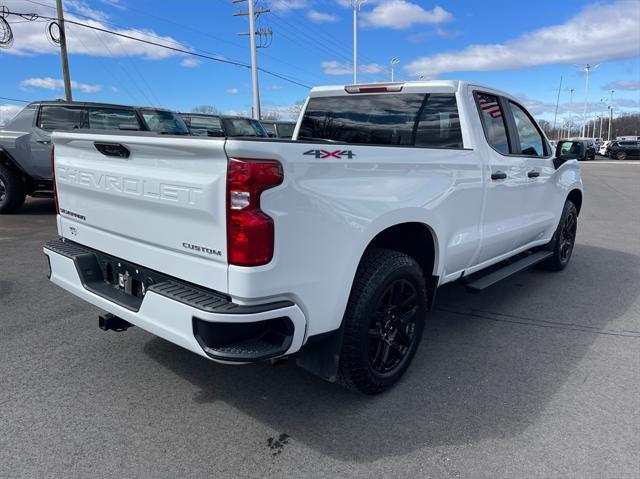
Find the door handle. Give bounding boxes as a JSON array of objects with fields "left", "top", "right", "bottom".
[
  {"left": 527, "top": 170, "right": 540, "bottom": 178},
  {"left": 36, "top": 140, "right": 51, "bottom": 145},
  {"left": 491, "top": 171, "right": 507, "bottom": 180}
]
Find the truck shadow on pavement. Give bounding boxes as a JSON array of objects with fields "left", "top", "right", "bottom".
[{"left": 144, "top": 244, "right": 640, "bottom": 462}]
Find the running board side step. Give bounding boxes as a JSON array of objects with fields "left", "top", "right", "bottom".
[{"left": 465, "top": 250, "right": 553, "bottom": 293}]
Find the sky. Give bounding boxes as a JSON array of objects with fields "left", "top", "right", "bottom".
[{"left": 0, "top": 0, "right": 639, "bottom": 124}]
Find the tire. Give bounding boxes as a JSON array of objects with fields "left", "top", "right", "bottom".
[
  {"left": 616, "top": 151, "right": 627, "bottom": 161},
  {"left": 338, "top": 248, "right": 428, "bottom": 394},
  {"left": 543, "top": 200, "right": 578, "bottom": 271},
  {"left": 0, "top": 164, "right": 26, "bottom": 214}
]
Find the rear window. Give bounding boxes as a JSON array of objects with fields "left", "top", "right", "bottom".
[
  {"left": 298, "top": 93, "right": 463, "bottom": 148},
  {"left": 221, "top": 118, "right": 268, "bottom": 137},
  {"left": 87, "top": 107, "right": 142, "bottom": 130},
  {"left": 277, "top": 122, "right": 295, "bottom": 138},
  {"left": 141, "top": 110, "right": 189, "bottom": 135},
  {"left": 184, "top": 115, "right": 223, "bottom": 136}
]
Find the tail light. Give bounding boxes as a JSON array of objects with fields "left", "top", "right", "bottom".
[
  {"left": 51, "top": 144, "right": 59, "bottom": 214},
  {"left": 226, "top": 158, "right": 283, "bottom": 266}
]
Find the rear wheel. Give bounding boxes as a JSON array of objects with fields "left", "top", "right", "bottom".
[
  {"left": 0, "top": 165, "right": 26, "bottom": 214},
  {"left": 543, "top": 200, "right": 578, "bottom": 271},
  {"left": 338, "top": 248, "right": 427, "bottom": 394},
  {"left": 616, "top": 151, "right": 627, "bottom": 160}
]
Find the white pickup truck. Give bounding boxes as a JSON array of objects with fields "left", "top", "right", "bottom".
[{"left": 44, "top": 81, "right": 584, "bottom": 394}]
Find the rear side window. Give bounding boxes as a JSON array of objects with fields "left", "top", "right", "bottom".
[
  {"left": 298, "top": 93, "right": 425, "bottom": 146},
  {"left": 298, "top": 93, "right": 463, "bottom": 148},
  {"left": 476, "top": 93, "right": 509, "bottom": 154},
  {"left": 38, "top": 105, "right": 85, "bottom": 131},
  {"left": 509, "top": 101, "right": 546, "bottom": 156},
  {"left": 414, "top": 94, "right": 463, "bottom": 149},
  {"left": 5, "top": 106, "right": 36, "bottom": 130},
  {"left": 87, "top": 107, "right": 142, "bottom": 130}
]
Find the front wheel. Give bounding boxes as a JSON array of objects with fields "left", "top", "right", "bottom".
[
  {"left": 616, "top": 151, "right": 627, "bottom": 160},
  {"left": 543, "top": 200, "right": 578, "bottom": 271},
  {"left": 338, "top": 248, "right": 428, "bottom": 394}
]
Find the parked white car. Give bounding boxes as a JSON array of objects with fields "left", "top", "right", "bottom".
[
  {"left": 44, "top": 81, "right": 584, "bottom": 393},
  {"left": 599, "top": 140, "right": 611, "bottom": 155}
]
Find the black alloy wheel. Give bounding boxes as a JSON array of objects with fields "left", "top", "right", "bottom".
[{"left": 367, "top": 279, "right": 419, "bottom": 375}]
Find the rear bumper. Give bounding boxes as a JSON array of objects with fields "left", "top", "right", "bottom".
[{"left": 44, "top": 238, "right": 306, "bottom": 362}]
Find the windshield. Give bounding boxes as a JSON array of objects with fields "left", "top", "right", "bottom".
[
  {"left": 221, "top": 117, "right": 268, "bottom": 137},
  {"left": 141, "top": 109, "right": 189, "bottom": 135}
]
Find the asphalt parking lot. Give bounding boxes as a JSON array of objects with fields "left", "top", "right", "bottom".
[{"left": 1, "top": 160, "right": 639, "bottom": 478}]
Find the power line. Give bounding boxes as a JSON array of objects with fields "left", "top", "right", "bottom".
[
  {"left": 5, "top": 7, "right": 312, "bottom": 89},
  {"left": 0, "top": 95, "right": 30, "bottom": 103}
]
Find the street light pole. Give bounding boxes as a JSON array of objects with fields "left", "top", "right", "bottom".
[
  {"left": 351, "top": 0, "right": 366, "bottom": 84},
  {"left": 55, "top": 0, "right": 72, "bottom": 101},
  {"left": 607, "top": 90, "right": 615, "bottom": 141},
  {"left": 567, "top": 88, "right": 575, "bottom": 138},
  {"left": 390, "top": 57, "right": 399, "bottom": 82}
]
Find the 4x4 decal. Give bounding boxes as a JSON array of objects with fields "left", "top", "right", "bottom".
[{"left": 303, "top": 149, "right": 356, "bottom": 159}]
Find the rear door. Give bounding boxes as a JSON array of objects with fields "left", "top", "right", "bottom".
[
  {"left": 503, "top": 100, "right": 557, "bottom": 246},
  {"left": 53, "top": 132, "right": 230, "bottom": 292},
  {"left": 472, "top": 92, "right": 528, "bottom": 264}
]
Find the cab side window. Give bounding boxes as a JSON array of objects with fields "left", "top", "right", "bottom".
[
  {"left": 509, "top": 102, "right": 546, "bottom": 156},
  {"left": 476, "top": 93, "right": 509, "bottom": 154},
  {"left": 38, "top": 106, "right": 85, "bottom": 131}
]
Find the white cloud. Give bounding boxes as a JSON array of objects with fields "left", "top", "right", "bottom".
[
  {"left": 20, "top": 77, "right": 102, "bottom": 94},
  {"left": 359, "top": 63, "right": 385, "bottom": 74},
  {"left": 226, "top": 88, "right": 240, "bottom": 94},
  {"left": 268, "top": 0, "right": 308, "bottom": 13},
  {"left": 0, "top": 105, "right": 23, "bottom": 125},
  {"left": 307, "top": 10, "right": 340, "bottom": 23},
  {"left": 602, "top": 80, "right": 640, "bottom": 91},
  {"left": 180, "top": 58, "right": 202, "bottom": 68},
  {"left": 322, "top": 60, "right": 386, "bottom": 76},
  {"left": 2, "top": 0, "right": 189, "bottom": 60},
  {"left": 405, "top": 0, "right": 640, "bottom": 77},
  {"left": 362, "top": 1, "right": 453, "bottom": 30}
]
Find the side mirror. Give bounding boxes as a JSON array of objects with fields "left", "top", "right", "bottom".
[{"left": 554, "top": 140, "right": 584, "bottom": 167}]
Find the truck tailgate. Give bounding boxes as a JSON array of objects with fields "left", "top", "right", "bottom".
[{"left": 52, "top": 132, "right": 229, "bottom": 293}]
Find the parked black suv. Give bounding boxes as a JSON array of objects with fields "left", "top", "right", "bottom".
[{"left": 606, "top": 140, "right": 640, "bottom": 160}]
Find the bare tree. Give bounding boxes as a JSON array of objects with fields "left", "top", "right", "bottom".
[{"left": 191, "top": 105, "right": 220, "bottom": 114}]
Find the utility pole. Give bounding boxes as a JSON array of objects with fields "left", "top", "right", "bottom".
[
  {"left": 234, "top": 0, "right": 271, "bottom": 119},
  {"left": 351, "top": 0, "right": 366, "bottom": 84},
  {"left": 552, "top": 76, "right": 563, "bottom": 140},
  {"left": 55, "top": 0, "right": 72, "bottom": 101},
  {"left": 607, "top": 89, "right": 615, "bottom": 141}
]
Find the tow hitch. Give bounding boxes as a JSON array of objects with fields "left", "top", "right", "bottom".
[{"left": 99, "top": 313, "right": 133, "bottom": 332}]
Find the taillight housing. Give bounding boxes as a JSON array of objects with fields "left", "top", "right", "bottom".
[
  {"left": 51, "top": 144, "right": 59, "bottom": 214},
  {"left": 227, "top": 158, "right": 283, "bottom": 266}
]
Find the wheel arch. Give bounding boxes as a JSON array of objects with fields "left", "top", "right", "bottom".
[{"left": 567, "top": 188, "right": 583, "bottom": 215}]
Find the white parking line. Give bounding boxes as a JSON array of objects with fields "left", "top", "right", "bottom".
[{"left": 584, "top": 161, "right": 640, "bottom": 165}]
